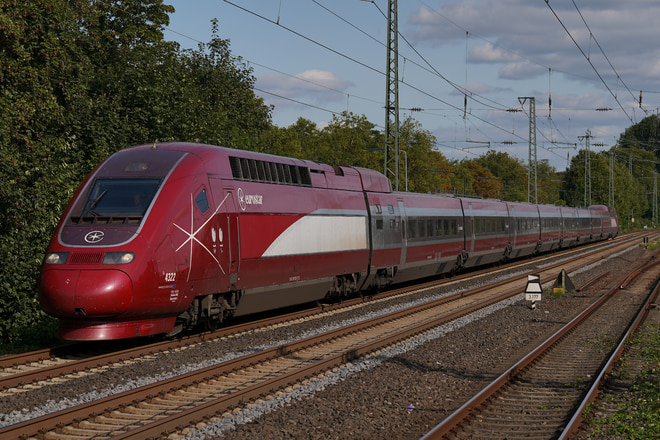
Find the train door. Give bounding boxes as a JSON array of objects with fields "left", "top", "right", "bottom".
[
  {"left": 504, "top": 203, "right": 512, "bottom": 248},
  {"left": 224, "top": 191, "right": 240, "bottom": 286},
  {"left": 183, "top": 187, "right": 215, "bottom": 281},
  {"left": 209, "top": 179, "right": 240, "bottom": 291},
  {"left": 467, "top": 202, "right": 475, "bottom": 255},
  {"left": 509, "top": 203, "right": 518, "bottom": 248},
  {"left": 397, "top": 200, "right": 407, "bottom": 266}
]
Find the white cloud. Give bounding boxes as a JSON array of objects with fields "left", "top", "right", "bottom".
[
  {"left": 498, "top": 61, "right": 546, "bottom": 80},
  {"left": 257, "top": 69, "right": 353, "bottom": 103},
  {"left": 469, "top": 43, "right": 518, "bottom": 63},
  {"left": 407, "top": 0, "right": 660, "bottom": 91}
]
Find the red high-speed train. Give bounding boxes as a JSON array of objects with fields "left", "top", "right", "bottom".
[{"left": 39, "top": 143, "right": 619, "bottom": 340}]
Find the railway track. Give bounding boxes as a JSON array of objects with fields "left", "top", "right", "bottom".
[
  {"left": 0, "top": 235, "right": 648, "bottom": 439},
  {"left": 0, "top": 232, "right": 645, "bottom": 398},
  {"left": 420, "top": 251, "right": 660, "bottom": 440}
]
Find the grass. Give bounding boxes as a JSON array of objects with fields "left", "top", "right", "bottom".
[
  {"left": 582, "top": 324, "right": 660, "bottom": 439},
  {"left": 640, "top": 238, "right": 660, "bottom": 250}
]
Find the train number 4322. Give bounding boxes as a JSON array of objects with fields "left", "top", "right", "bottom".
[{"left": 164, "top": 272, "right": 176, "bottom": 282}]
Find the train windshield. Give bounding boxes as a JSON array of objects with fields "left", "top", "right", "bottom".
[{"left": 80, "top": 178, "right": 162, "bottom": 218}]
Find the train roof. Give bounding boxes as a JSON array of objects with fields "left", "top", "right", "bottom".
[{"left": 126, "top": 142, "right": 392, "bottom": 193}]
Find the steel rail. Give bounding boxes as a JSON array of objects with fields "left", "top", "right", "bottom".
[
  {"left": 576, "top": 271, "right": 609, "bottom": 292},
  {"left": 420, "top": 253, "right": 660, "bottom": 440},
  {"left": 1, "top": 242, "right": 614, "bottom": 439},
  {"left": 558, "top": 264, "right": 660, "bottom": 439},
  {"left": 109, "top": 246, "right": 659, "bottom": 440},
  {"left": 0, "top": 234, "right": 647, "bottom": 439},
  {"left": 0, "top": 276, "right": 528, "bottom": 440},
  {"left": 2, "top": 233, "right": 641, "bottom": 393}
]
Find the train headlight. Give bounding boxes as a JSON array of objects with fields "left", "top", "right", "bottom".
[
  {"left": 102, "top": 252, "right": 135, "bottom": 265},
  {"left": 44, "top": 252, "right": 70, "bottom": 265}
]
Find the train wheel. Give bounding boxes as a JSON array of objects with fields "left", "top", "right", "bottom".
[{"left": 205, "top": 319, "right": 218, "bottom": 332}]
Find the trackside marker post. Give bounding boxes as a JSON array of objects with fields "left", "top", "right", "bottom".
[{"left": 525, "top": 274, "right": 543, "bottom": 310}]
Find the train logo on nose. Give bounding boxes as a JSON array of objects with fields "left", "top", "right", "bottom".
[{"left": 84, "top": 231, "right": 105, "bottom": 243}]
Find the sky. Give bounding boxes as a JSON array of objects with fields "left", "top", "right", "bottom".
[{"left": 164, "top": 0, "right": 660, "bottom": 172}]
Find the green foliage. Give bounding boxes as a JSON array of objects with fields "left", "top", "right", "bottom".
[
  {"left": 0, "top": 0, "right": 88, "bottom": 344},
  {"left": 398, "top": 117, "right": 447, "bottom": 193},
  {"left": 0, "top": 0, "right": 272, "bottom": 347},
  {"left": 562, "top": 143, "right": 654, "bottom": 231},
  {"left": 463, "top": 161, "right": 502, "bottom": 199},
  {"left": 474, "top": 150, "right": 528, "bottom": 201},
  {"left": 258, "top": 114, "right": 449, "bottom": 194},
  {"left": 317, "top": 112, "right": 383, "bottom": 168},
  {"left": 618, "top": 114, "right": 660, "bottom": 153}
]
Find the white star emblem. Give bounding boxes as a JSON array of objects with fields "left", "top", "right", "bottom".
[{"left": 174, "top": 193, "right": 230, "bottom": 281}]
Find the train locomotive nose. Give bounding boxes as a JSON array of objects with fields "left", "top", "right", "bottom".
[{"left": 39, "top": 269, "right": 132, "bottom": 318}]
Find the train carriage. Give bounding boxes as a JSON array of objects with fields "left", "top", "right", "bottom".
[
  {"left": 576, "top": 207, "right": 594, "bottom": 243},
  {"left": 589, "top": 205, "right": 618, "bottom": 240},
  {"left": 462, "top": 198, "right": 510, "bottom": 268},
  {"left": 607, "top": 206, "right": 619, "bottom": 238},
  {"left": 559, "top": 206, "right": 580, "bottom": 247},
  {"left": 41, "top": 144, "right": 376, "bottom": 339},
  {"left": 378, "top": 193, "right": 465, "bottom": 283},
  {"left": 218, "top": 152, "right": 374, "bottom": 318},
  {"left": 538, "top": 204, "right": 563, "bottom": 253},
  {"left": 506, "top": 202, "right": 541, "bottom": 258},
  {"left": 39, "top": 142, "right": 619, "bottom": 341},
  {"left": 41, "top": 147, "right": 201, "bottom": 339}
]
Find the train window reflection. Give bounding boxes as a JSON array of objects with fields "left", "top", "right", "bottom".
[
  {"left": 195, "top": 189, "right": 210, "bottom": 213},
  {"left": 81, "top": 178, "right": 161, "bottom": 217}
]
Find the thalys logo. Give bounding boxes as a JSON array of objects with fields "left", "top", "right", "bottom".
[
  {"left": 84, "top": 230, "right": 104, "bottom": 243},
  {"left": 237, "top": 188, "right": 263, "bottom": 211}
]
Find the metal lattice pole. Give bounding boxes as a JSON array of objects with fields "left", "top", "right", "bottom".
[
  {"left": 654, "top": 172, "right": 658, "bottom": 228},
  {"left": 384, "top": 0, "right": 400, "bottom": 190},
  {"left": 519, "top": 97, "right": 537, "bottom": 203},
  {"left": 579, "top": 129, "right": 592, "bottom": 207},
  {"left": 609, "top": 152, "right": 614, "bottom": 207}
]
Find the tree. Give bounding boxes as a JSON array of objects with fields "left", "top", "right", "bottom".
[
  {"left": 0, "top": 2, "right": 274, "bottom": 346},
  {"left": 172, "top": 19, "right": 272, "bottom": 149},
  {"left": 259, "top": 121, "right": 311, "bottom": 159},
  {"left": 474, "top": 150, "right": 527, "bottom": 201},
  {"left": 535, "top": 160, "right": 561, "bottom": 205},
  {"left": 618, "top": 114, "right": 660, "bottom": 156},
  {"left": 69, "top": 0, "right": 179, "bottom": 164},
  {"left": 609, "top": 145, "right": 655, "bottom": 229},
  {"left": 562, "top": 148, "right": 648, "bottom": 231},
  {"left": 313, "top": 112, "right": 383, "bottom": 170},
  {"left": 398, "top": 117, "right": 447, "bottom": 193},
  {"left": 0, "top": 0, "right": 91, "bottom": 344},
  {"left": 463, "top": 161, "right": 503, "bottom": 199}
]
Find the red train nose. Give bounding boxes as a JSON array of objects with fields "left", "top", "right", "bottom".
[{"left": 39, "top": 269, "right": 132, "bottom": 318}]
